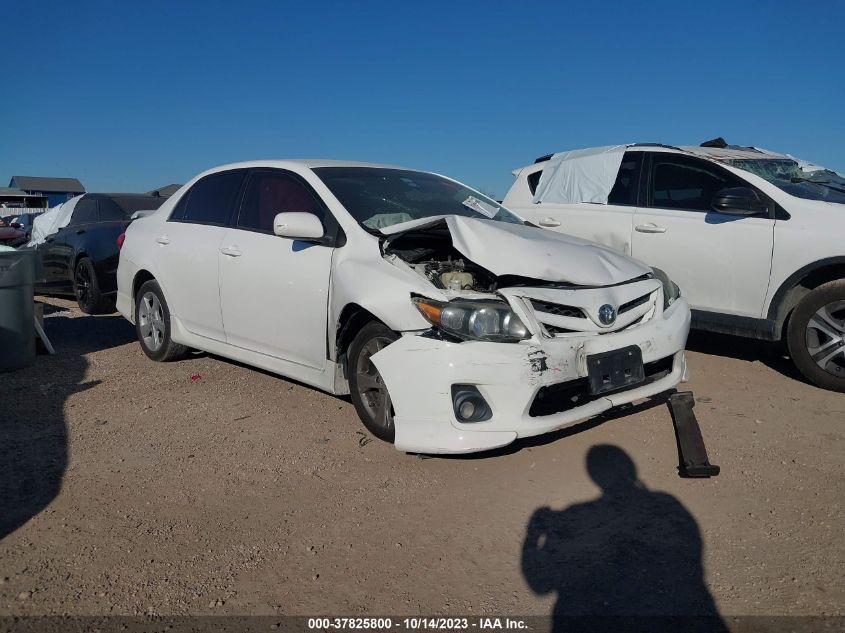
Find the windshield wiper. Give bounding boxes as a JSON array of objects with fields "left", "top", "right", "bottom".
[{"left": 789, "top": 177, "right": 845, "bottom": 195}]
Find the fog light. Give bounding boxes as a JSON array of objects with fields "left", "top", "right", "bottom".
[
  {"left": 451, "top": 385, "right": 492, "bottom": 422},
  {"left": 458, "top": 400, "right": 476, "bottom": 419}
]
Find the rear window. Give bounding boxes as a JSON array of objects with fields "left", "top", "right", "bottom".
[
  {"left": 182, "top": 170, "right": 247, "bottom": 225},
  {"left": 102, "top": 196, "right": 166, "bottom": 220}
]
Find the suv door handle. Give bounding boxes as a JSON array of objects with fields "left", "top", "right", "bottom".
[
  {"left": 635, "top": 223, "right": 667, "bottom": 234},
  {"left": 220, "top": 246, "right": 242, "bottom": 257},
  {"left": 75, "top": 229, "right": 86, "bottom": 235},
  {"left": 155, "top": 236, "right": 170, "bottom": 245},
  {"left": 539, "top": 217, "right": 561, "bottom": 227}
]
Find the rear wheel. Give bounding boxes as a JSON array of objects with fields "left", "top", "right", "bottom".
[
  {"left": 74, "top": 257, "right": 113, "bottom": 314},
  {"left": 787, "top": 280, "right": 845, "bottom": 392},
  {"left": 348, "top": 321, "right": 399, "bottom": 442},
  {"left": 134, "top": 280, "right": 190, "bottom": 362}
]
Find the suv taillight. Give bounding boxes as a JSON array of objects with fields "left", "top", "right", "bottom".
[{"left": 117, "top": 233, "right": 126, "bottom": 250}]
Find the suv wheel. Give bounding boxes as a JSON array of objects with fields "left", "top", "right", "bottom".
[
  {"left": 348, "top": 321, "right": 399, "bottom": 442},
  {"left": 135, "top": 280, "right": 190, "bottom": 362},
  {"left": 787, "top": 280, "right": 845, "bottom": 392}
]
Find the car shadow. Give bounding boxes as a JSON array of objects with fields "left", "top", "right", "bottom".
[
  {"left": 0, "top": 310, "right": 132, "bottom": 540},
  {"left": 521, "top": 445, "right": 727, "bottom": 632},
  {"left": 685, "top": 330, "right": 806, "bottom": 383}
]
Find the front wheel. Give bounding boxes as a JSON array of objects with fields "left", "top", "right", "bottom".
[
  {"left": 787, "top": 280, "right": 845, "bottom": 392},
  {"left": 348, "top": 321, "right": 399, "bottom": 442},
  {"left": 134, "top": 280, "right": 190, "bottom": 362}
]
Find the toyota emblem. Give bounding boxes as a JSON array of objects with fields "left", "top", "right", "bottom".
[{"left": 598, "top": 304, "right": 617, "bottom": 326}]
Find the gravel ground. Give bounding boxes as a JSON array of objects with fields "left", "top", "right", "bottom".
[{"left": 1, "top": 296, "right": 843, "bottom": 618}]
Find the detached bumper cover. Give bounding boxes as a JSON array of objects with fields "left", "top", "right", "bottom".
[{"left": 372, "top": 298, "right": 690, "bottom": 454}]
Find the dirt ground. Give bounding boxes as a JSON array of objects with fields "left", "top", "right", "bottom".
[{"left": 1, "top": 296, "right": 843, "bottom": 619}]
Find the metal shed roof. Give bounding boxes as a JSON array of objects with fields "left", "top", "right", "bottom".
[{"left": 9, "top": 176, "right": 86, "bottom": 193}]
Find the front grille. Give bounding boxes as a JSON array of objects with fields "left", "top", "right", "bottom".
[
  {"left": 619, "top": 292, "right": 652, "bottom": 314},
  {"left": 544, "top": 324, "right": 577, "bottom": 335},
  {"left": 530, "top": 299, "right": 585, "bottom": 319},
  {"left": 528, "top": 354, "right": 676, "bottom": 417}
]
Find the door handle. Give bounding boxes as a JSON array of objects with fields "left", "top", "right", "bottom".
[
  {"left": 155, "top": 236, "right": 170, "bottom": 245},
  {"left": 220, "top": 246, "right": 242, "bottom": 257},
  {"left": 635, "top": 223, "right": 667, "bottom": 234},
  {"left": 75, "top": 229, "right": 86, "bottom": 235},
  {"left": 538, "top": 217, "right": 561, "bottom": 227}
]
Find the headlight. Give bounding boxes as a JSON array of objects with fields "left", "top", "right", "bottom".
[
  {"left": 412, "top": 297, "right": 530, "bottom": 342},
  {"left": 651, "top": 267, "right": 681, "bottom": 309}
]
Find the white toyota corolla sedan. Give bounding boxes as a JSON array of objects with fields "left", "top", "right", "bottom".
[{"left": 116, "top": 160, "right": 690, "bottom": 454}]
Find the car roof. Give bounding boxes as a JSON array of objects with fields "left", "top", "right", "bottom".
[
  {"left": 202, "top": 159, "right": 415, "bottom": 174},
  {"left": 517, "top": 143, "right": 790, "bottom": 173}
]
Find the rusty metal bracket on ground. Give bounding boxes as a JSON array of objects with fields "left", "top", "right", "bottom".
[{"left": 667, "top": 391, "right": 720, "bottom": 478}]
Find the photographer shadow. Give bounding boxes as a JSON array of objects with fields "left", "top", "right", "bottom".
[{"left": 521, "top": 445, "right": 727, "bottom": 632}]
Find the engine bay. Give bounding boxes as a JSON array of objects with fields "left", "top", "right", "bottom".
[{"left": 383, "top": 229, "right": 498, "bottom": 293}]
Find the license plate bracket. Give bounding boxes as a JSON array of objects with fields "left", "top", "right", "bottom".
[{"left": 587, "top": 345, "right": 645, "bottom": 395}]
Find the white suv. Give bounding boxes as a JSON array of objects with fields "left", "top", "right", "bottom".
[
  {"left": 504, "top": 142, "right": 845, "bottom": 392},
  {"left": 116, "top": 160, "right": 690, "bottom": 454}
]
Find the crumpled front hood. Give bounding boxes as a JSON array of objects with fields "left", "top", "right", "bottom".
[{"left": 382, "top": 215, "right": 650, "bottom": 286}]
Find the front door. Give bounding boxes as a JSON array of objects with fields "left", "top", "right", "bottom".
[
  {"left": 218, "top": 169, "right": 334, "bottom": 370},
  {"left": 632, "top": 153, "right": 775, "bottom": 317}
]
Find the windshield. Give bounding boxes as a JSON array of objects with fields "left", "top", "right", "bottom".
[
  {"left": 312, "top": 167, "right": 523, "bottom": 231},
  {"left": 727, "top": 159, "right": 845, "bottom": 204}
]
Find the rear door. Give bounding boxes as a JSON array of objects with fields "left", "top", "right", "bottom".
[
  {"left": 218, "top": 168, "right": 334, "bottom": 369},
  {"left": 153, "top": 169, "right": 247, "bottom": 341},
  {"left": 516, "top": 152, "right": 643, "bottom": 254},
  {"left": 46, "top": 196, "right": 99, "bottom": 291},
  {"left": 631, "top": 152, "right": 775, "bottom": 317}
]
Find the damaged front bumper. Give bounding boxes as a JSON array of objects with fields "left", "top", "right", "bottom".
[{"left": 372, "top": 297, "right": 690, "bottom": 454}]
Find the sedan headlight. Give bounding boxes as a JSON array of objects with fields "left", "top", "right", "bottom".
[
  {"left": 412, "top": 297, "right": 530, "bottom": 342},
  {"left": 651, "top": 267, "right": 681, "bottom": 309}
]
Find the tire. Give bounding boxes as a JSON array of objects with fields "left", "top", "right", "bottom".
[
  {"left": 786, "top": 280, "right": 845, "bottom": 392},
  {"left": 134, "top": 280, "right": 190, "bottom": 362},
  {"left": 348, "top": 321, "right": 399, "bottom": 443},
  {"left": 74, "top": 257, "right": 114, "bottom": 314}
]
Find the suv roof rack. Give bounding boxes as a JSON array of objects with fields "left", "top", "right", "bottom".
[{"left": 630, "top": 142, "right": 684, "bottom": 151}]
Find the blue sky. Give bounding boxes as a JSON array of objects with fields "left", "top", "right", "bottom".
[{"left": 4, "top": 1, "right": 843, "bottom": 198}]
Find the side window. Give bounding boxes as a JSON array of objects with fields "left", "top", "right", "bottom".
[
  {"left": 168, "top": 191, "right": 190, "bottom": 222},
  {"left": 649, "top": 155, "right": 745, "bottom": 212},
  {"left": 69, "top": 198, "right": 98, "bottom": 225},
  {"left": 237, "top": 171, "right": 323, "bottom": 233},
  {"left": 181, "top": 170, "right": 246, "bottom": 225},
  {"left": 607, "top": 152, "right": 643, "bottom": 206},
  {"left": 527, "top": 169, "right": 543, "bottom": 196}
]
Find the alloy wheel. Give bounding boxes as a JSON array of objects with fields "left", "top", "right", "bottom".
[
  {"left": 75, "top": 263, "right": 91, "bottom": 304},
  {"left": 805, "top": 300, "right": 845, "bottom": 378},
  {"left": 354, "top": 336, "right": 394, "bottom": 431},
  {"left": 138, "top": 291, "right": 166, "bottom": 352}
]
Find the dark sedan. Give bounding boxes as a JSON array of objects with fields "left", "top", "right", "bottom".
[{"left": 34, "top": 193, "right": 166, "bottom": 313}]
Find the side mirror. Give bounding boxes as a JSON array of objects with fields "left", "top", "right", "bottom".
[
  {"left": 11, "top": 222, "right": 22, "bottom": 229},
  {"left": 273, "top": 212, "right": 325, "bottom": 241},
  {"left": 711, "top": 187, "right": 767, "bottom": 216}
]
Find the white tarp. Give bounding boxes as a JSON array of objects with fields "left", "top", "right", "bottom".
[
  {"left": 531, "top": 145, "right": 629, "bottom": 205},
  {"left": 27, "top": 195, "right": 82, "bottom": 247}
]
